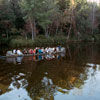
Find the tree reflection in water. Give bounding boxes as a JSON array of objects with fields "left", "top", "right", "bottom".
[{"left": 0, "top": 43, "right": 100, "bottom": 100}]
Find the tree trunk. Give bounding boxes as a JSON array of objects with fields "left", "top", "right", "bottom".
[
  {"left": 67, "top": 44, "right": 72, "bottom": 59},
  {"left": 45, "top": 27, "right": 49, "bottom": 38},
  {"left": 55, "top": 23, "right": 59, "bottom": 36},
  {"left": 33, "top": 19, "right": 36, "bottom": 38},
  {"left": 6, "top": 30, "right": 9, "bottom": 39},
  {"left": 25, "top": 33, "right": 27, "bottom": 40},
  {"left": 72, "top": 7, "right": 77, "bottom": 35},
  {"left": 91, "top": 3, "right": 95, "bottom": 36},
  {"left": 30, "top": 21, "right": 34, "bottom": 40},
  {"left": 70, "top": 0, "right": 77, "bottom": 35},
  {"left": 67, "top": 24, "right": 72, "bottom": 42}
]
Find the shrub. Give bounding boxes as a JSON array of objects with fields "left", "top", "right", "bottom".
[{"left": 9, "top": 36, "right": 67, "bottom": 47}]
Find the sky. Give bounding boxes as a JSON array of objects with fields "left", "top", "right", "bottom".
[{"left": 87, "top": 0, "right": 100, "bottom": 4}]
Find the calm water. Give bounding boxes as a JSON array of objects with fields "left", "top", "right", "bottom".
[{"left": 0, "top": 43, "right": 100, "bottom": 100}]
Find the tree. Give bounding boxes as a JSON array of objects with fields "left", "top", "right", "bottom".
[
  {"left": 70, "top": 0, "right": 77, "bottom": 35},
  {"left": 0, "top": 0, "right": 15, "bottom": 38},
  {"left": 20, "top": 0, "right": 59, "bottom": 38},
  {"left": 9, "top": 0, "right": 25, "bottom": 29},
  {"left": 36, "top": 0, "right": 59, "bottom": 38},
  {"left": 75, "top": 0, "right": 93, "bottom": 35},
  {"left": 20, "top": 0, "right": 37, "bottom": 40}
]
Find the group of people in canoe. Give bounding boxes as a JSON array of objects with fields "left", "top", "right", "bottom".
[
  {"left": 6, "top": 46, "right": 66, "bottom": 56},
  {"left": 6, "top": 50, "right": 66, "bottom": 64}
]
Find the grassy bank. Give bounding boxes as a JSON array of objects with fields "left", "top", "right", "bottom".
[
  {"left": 9, "top": 36, "right": 67, "bottom": 47},
  {"left": 1, "top": 34, "right": 100, "bottom": 48}
]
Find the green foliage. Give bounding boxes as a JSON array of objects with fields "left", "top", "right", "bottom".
[
  {"left": 0, "top": 36, "right": 10, "bottom": 45},
  {"left": 1, "top": 0, "right": 100, "bottom": 45},
  {"left": 20, "top": 0, "right": 58, "bottom": 29},
  {"left": 36, "top": 0, "right": 59, "bottom": 29},
  {"left": 9, "top": 36, "right": 67, "bottom": 47},
  {"left": 0, "top": 0, "right": 16, "bottom": 21},
  {"left": 9, "top": 37, "right": 34, "bottom": 47}
]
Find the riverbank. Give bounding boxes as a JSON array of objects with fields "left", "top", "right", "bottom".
[
  {"left": 1, "top": 34, "right": 100, "bottom": 47},
  {"left": 9, "top": 36, "right": 67, "bottom": 47}
]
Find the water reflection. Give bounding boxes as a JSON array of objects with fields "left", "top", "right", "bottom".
[
  {"left": 0, "top": 43, "right": 100, "bottom": 100},
  {"left": 5, "top": 52, "right": 66, "bottom": 64}
]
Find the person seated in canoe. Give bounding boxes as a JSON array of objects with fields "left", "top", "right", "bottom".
[
  {"left": 33, "top": 48, "right": 36, "bottom": 54},
  {"left": 58, "top": 46, "right": 61, "bottom": 51},
  {"left": 48, "top": 47, "right": 53, "bottom": 54},
  {"left": 51, "top": 47, "right": 54, "bottom": 53},
  {"left": 6, "top": 51, "right": 15, "bottom": 56},
  {"left": 41, "top": 47, "right": 45, "bottom": 53},
  {"left": 38, "top": 48, "right": 42, "bottom": 54},
  {"left": 35, "top": 47, "right": 39, "bottom": 54},
  {"left": 29, "top": 49, "right": 34, "bottom": 54},
  {"left": 26, "top": 48, "right": 29, "bottom": 54},
  {"left": 45, "top": 47, "right": 49, "bottom": 53},
  {"left": 52, "top": 47, "right": 55, "bottom": 53},
  {"left": 23, "top": 48, "right": 28, "bottom": 54},
  {"left": 13, "top": 49, "right": 17, "bottom": 54},
  {"left": 17, "top": 49, "right": 23, "bottom": 56},
  {"left": 54, "top": 47, "right": 57, "bottom": 53},
  {"left": 60, "top": 47, "right": 66, "bottom": 53},
  {"left": 56, "top": 47, "right": 60, "bottom": 53}
]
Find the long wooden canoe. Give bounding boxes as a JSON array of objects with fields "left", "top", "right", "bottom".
[{"left": 5, "top": 51, "right": 65, "bottom": 58}]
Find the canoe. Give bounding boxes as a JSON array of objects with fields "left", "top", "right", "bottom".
[{"left": 5, "top": 51, "right": 65, "bottom": 58}]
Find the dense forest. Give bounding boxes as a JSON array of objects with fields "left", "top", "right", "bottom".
[{"left": 0, "top": 0, "right": 100, "bottom": 47}]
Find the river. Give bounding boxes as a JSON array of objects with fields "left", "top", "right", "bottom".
[{"left": 0, "top": 43, "right": 100, "bottom": 100}]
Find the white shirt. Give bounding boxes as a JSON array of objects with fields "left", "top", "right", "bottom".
[
  {"left": 13, "top": 49, "right": 16, "bottom": 54},
  {"left": 17, "top": 50, "right": 23, "bottom": 55}
]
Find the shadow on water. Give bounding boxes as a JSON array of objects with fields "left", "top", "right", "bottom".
[{"left": 0, "top": 43, "right": 100, "bottom": 100}]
